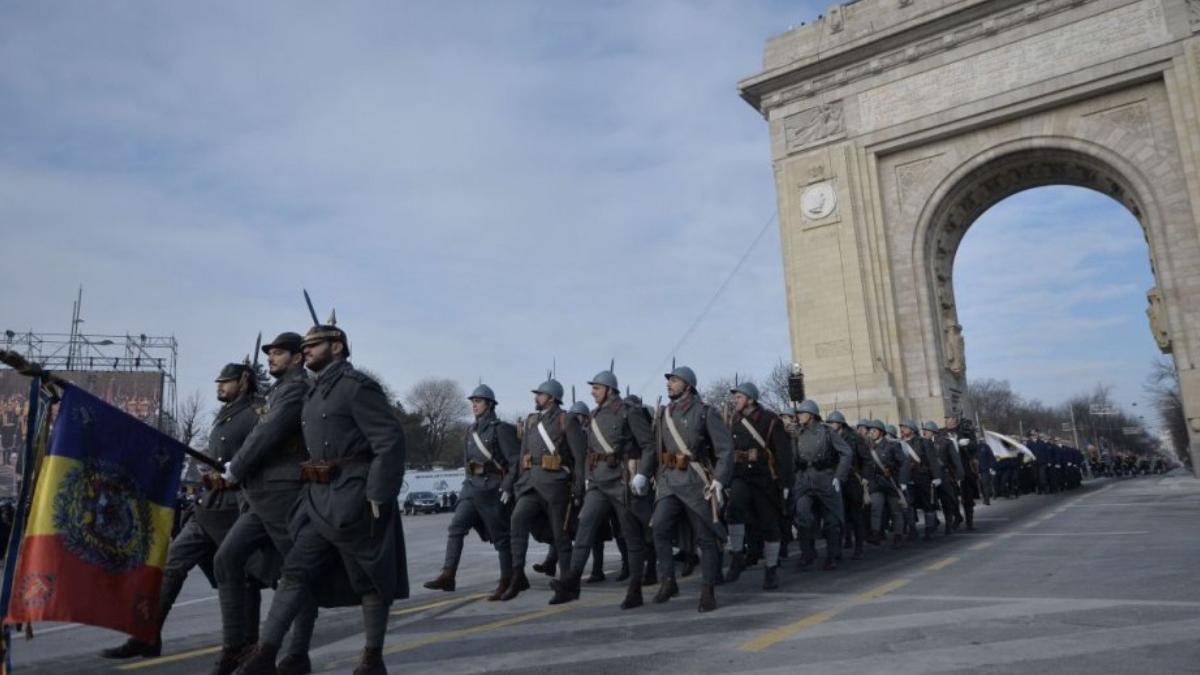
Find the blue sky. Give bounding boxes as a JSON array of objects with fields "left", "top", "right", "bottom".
[{"left": 0, "top": 2, "right": 1160, "bottom": 426}]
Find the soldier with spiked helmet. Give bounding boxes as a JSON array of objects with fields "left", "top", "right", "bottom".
[
  {"left": 827, "top": 410, "right": 870, "bottom": 560},
  {"left": 790, "top": 399, "right": 852, "bottom": 571},
  {"left": 424, "top": 383, "right": 520, "bottom": 601}
]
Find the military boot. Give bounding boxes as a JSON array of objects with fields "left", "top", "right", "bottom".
[
  {"left": 652, "top": 577, "right": 679, "bottom": 604},
  {"left": 276, "top": 653, "right": 312, "bottom": 675},
  {"left": 100, "top": 637, "right": 161, "bottom": 659},
  {"left": 697, "top": 584, "right": 717, "bottom": 613},
  {"left": 965, "top": 511, "right": 975, "bottom": 531},
  {"left": 891, "top": 533, "right": 905, "bottom": 549},
  {"left": 725, "top": 552, "right": 746, "bottom": 583},
  {"left": 620, "top": 580, "right": 643, "bottom": 610},
  {"left": 499, "top": 569, "right": 529, "bottom": 601},
  {"left": 531, "top": 552, "right": 557, "bottom": 577},
  {"left": 616, "top": 559, "right": 631, "bottom": 582},
  {"left": 867, "top": 530, "right": 883, "bottom": 546},
  {"left": 205, "top": 645, "right": 250, "bottom": 675},
  {"left": 352, "top": 647, "right": 386, "bottom": 675},
  {"left": 422, "top": 568, "right": 456, "bottom": 592},
  {"left": 763, "top": 565, "right": 779, "bottom": 590},
  {"left": 641, "top": 557, "right": 658, "bottom": 586},
  {"left": 231, "top": 643, "right": 278, "bottom": 675},
  {"left": 487, "top": 576, "right": 510, "bottom": 602},
  {"left": 680, "top": 553, "right": 697, "bottom": 578},
  {"left": 548, "top": 576, "right": 581, "bottom": 605}
]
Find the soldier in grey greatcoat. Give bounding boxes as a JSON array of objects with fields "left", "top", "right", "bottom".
[
  {"left": 501, "top": 378, "right": 586, "bottom": 601},
  {"left": 237, "top": 321, "right": 406, "bottom": 675},
  {"left": 211, "top": 333, "right": 318, "bottom": 675},
  {"left": 926, "top": 421, "right": 964, "bottom": 535},
  {"left": 548, "top": 369, "right": 652, "bottom": 609},
  {"left": 632, "top": 366, "right": 733, "bottom": 613},
  {"left": 725, "top": 382, "right": 793, "bottom": 590},
  {"left": 423, "top": 384, "right": 519, "bottom": 601},
  {"left": 790, "top": 400, "right": 852, "bottom": 571},
  {"left": 100, "top": 362, "right": 260, "bottom": 661},
  {"left": 827, "top": 411, "right": 869, "bottom": 560},
  {"left": 899, "top": 419, "right": 943, "bottom": 540},
  {"left": 866, "top": 419, "right": 910, "bottom": 547}
]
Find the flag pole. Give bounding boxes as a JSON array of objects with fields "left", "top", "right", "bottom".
[{"left": 0, "top": 350, "right": 221, "bottom": 471}]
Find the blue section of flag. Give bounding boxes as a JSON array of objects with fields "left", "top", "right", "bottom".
[{"left": 47, "top": 386, "right": 187, "bottom": 508}]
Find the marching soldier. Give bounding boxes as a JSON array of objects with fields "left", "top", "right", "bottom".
[
  {"left": 569, "top": 399, "right": 626, "bottom": 583},
  {"left": 827, "top": 411, "right": 868, "bottom": 559},
  {"left": 632, "top": 365, "right": 732, "bottom": 612},
  {"left": 549, "top": 369, "right": 652, "bottom": 608},
  {"left": 791, "top": 400, "right": 852, "bottom": 571},
  {"left": 502, "top": 378, "right": 586, "bottom": 601},
  {"left": 237, "top": 319, "right": 407, "bottom": 675},
  {"left": 213, "top": 333, "right": 318, "bottom": 675},
  {"left": 725, "top": 382, "right": 792, "bottom": 589},
  {"left": 899, "top": 419, "right": 942, "bottom": 540},
  {"left": 423, "top": 384, "right": 519, "bottom": 601},
  {"left": 945, "top": 414, "right": 980, "bottom": 531},
  {"left": 926, "top": 421, "right": 964, "bottom": 535},
  {"left": 101, "top": 362, "right": 260, "bottom": 661},
  {"left": 866, "top": 419, "right": 910, "bottom": 547}
]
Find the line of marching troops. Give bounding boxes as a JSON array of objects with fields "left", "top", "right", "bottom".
[
  {"left": 97, "top": 317, "right": 994, "bottom": 675},
  {"left": 422, "top": 364, "right": 992, "bottom": 617}
]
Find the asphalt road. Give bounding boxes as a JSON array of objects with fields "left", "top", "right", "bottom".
[{"left": 12, "top": 474, "right": 1200, "bottom": 674}]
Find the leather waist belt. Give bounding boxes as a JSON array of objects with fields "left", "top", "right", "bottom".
[
  {"left": 660, "top": 452, "right": 690, "bottom": 471},
  {"left": 521, "top": 454, "right": 563, "bottom": 471},
  {"left": 299, "top": 455, "right": 370, "bottom": 484},
  {"left": 467, "top": 460, "right": 503, "bottom": 476}
]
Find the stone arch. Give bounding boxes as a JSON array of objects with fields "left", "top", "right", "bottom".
[{"left": 909, "top": 138, "right": 1174, "bottom": 414}]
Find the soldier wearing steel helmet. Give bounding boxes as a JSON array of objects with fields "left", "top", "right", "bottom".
[
  {"left": 237, "top": 318, "right": 407, "bottom": 675},
  {"left": 827, "top": 410, "right": 869, "bottom": 560},
  {"left": 423, "top": 383, "right": 520, "bottom": 601},
  {"left": 724, "top": 381, "right": 793, "bottom": 590},
  {"left": 501, "top": 377, "right": 586, "bottom": 601},
  {"left": 633, "top": 365, "right": 733, "bottom": 613},
  {"left": 790, "top": 400, "right": 852, "bottom": 571},
  {"left": 549, "top": 368, "right": 652, "bottom": 608},
  {"left": 926, "top": 420, "right": 965, "bottom": 535},
  {"left": 866, "top": 419, "right": 910, "bottom": 548},
  {"left": 899, "top": 419, "right": 942, "bottom": 540}
]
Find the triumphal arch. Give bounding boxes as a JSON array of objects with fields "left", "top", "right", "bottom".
[{"left": 739, "top": 0, "right": 1200, "bottom": 468}]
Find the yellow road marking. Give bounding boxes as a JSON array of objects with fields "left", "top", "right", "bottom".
[
  {"left": 382, "top": 601, "right": 585, "bottom": 657},
  {"left": 970, "top": 541, "right": 995, "bottom": 551},
  {"left": 739, "top": 578, "right": 911, "bottom": 652},
  {"left": 924, "top": 556, "right": 959, "bottom": 572},
  {"left": 117, "top": 645, "right": 221, "bottom": 670},
  {"left": 391, "top": 593, "right": 488, "bottom": 616}
]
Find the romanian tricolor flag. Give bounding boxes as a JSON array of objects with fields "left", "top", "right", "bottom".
[{"left": 4, "top": 384, "right": 186, "bottom": 643}]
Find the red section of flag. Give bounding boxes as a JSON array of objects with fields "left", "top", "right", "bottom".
[{"left": 6, "top": 535, "right": 163, "bottom": 642}]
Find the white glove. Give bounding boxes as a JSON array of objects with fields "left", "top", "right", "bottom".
[
  {"left": 631, "top": 473, "right": 649, "bottom": 496},
  {"left": 988, "top": 469, "right": 996, "bottom": 476},
  {"left": 782, "top": 488, "right": 790, "bottom": 501},
  {"left": 958, "top": 438, "right": 970, "bottom": 447},
  {"left": 221, "top": 466, "right": 239, "bottom": 485},
  {"left": 932, "top": 478, "right": 943, "bottom": 487},
  {"left": 711, "top": 480, "right": 724, "bottom": 506},
  {"left": 499, "top": 490, "right": 511, "bottom": 505},
  {"left": 370, "top": 500, "right": 381, "bottom": 518},
  {"left": 585, "top": 479, "right": 591, "bottom": 490},
  {"left": 900, "top": 484, "right": 908, "bottom": 493},
  {"left": 831, "top": 478, "right": 840, "bottom": 493}
]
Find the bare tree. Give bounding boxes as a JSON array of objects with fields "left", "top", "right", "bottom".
[
  {"left": 1146, "top": 357, "right": 1190, "bottom": 465},
  {"left": 701, "top": 376, "right": 735, "bottom": 417},
  {"left": 760, "top": 362, "right": 793, "bottom": 413},
  {"left": 175, "top": 390, "right": 208, "bottom": 448},
  {"left": 405, "top": 378, "right": 469, "bottom": 465}
]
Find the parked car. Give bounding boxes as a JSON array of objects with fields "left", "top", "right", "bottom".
[{"left": 404, "top": 491, "right": 440, "bottom": 515}]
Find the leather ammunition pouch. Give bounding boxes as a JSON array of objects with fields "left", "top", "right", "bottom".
[
  {"left": 734, "top": 449, "right": 760, "bottom": 464},
  {"left": 520, "top": 453, "right": 563, "bottom": 471},
  {"left": 202, "top": 473, "right": 240, "bottom": 492},
  {"left": 467, "top": 460, "right": 503, "bottom": 477},
  {"left": 588, "top": 451, "right": 620, "bottom": 470},
  {"left": 299, "top": 455, "right": 369, "bottom": 484},
  {"left": 660, "top": 452, "right": 689, "bottom": 471}
]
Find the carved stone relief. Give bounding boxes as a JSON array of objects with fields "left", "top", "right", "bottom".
[
  {"left": 784, "top": 102, "right": 845, "bottom": 154},
  {"left": 943, "top": 320, "right": 966, "bottom": 375},
  {"left": 1147, "top": 286, "right": 1172, "bottom": 353}
]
